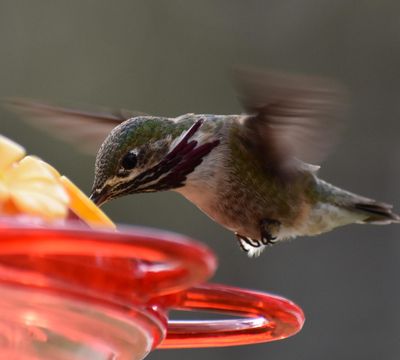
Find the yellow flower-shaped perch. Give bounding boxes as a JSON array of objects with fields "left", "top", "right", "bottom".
[
  {"left": 0, "top": 134, "right": 115, "bottom": 229},
  {"left": 60, "top": 176, "right": 115, "bottom": 229},
  {"left": 0, "top": 155, "right": 69, "bottom": 219}
]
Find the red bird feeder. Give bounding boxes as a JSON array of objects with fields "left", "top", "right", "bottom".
[{"left": 0, "top": 220, "right": 304, "bottom": 359}]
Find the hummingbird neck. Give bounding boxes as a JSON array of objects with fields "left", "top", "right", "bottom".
[
  {"left": 122, "top": 118, "right": 221, "bottom": 193},
  {"left": 153, "top": 118, "right": 221, "bottom": 190}
]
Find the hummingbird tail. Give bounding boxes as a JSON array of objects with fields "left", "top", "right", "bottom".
[
  {"left": 317, "top": 179, "right": 400, "bottom": 225},
  {"left": 351, "top": 201, "right": 400, "bottom": 224}
]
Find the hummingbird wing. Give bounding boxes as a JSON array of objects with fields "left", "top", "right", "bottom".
[
  {"left": 235, "top": 69, "right": 345, "bottom": 178},
  {"left": 3, "top": 98, "right": 147, "bottom": 154}
]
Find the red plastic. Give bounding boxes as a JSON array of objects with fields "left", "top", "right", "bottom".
[
  {"left": 0, "top": 219, "right": 304, "bottom": 358},
  {"left": 159, "top": 284, "right": 304, "bottom": 348}
]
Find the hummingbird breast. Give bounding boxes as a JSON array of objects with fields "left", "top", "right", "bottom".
[{"left": 175, "top": 115, "right": 315, "bottom": 241}]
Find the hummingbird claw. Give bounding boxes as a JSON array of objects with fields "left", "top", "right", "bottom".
[
  {"left": 260, "top": 219, "right": 281, "bottom": 246},
  {"left": 236, "top": 236, "right": 250, "bottom": 253},
  {"left": 235, "top": 219, "right": 280, "bottom": 255},
  {"left": 235, "top": 233, "right": 262, "bottom": 253}
]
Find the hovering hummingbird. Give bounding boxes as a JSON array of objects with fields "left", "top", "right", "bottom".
[{"left": 5, "top": 70, "right": 399, "bottom": 256}]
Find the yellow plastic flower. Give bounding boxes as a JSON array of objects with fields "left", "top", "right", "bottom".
[
  {"left": 60, "top": 176, "right": 115, "bottom": 229},
  {"left": 0, "top": 135, "right": 115, "bottom": 229}
]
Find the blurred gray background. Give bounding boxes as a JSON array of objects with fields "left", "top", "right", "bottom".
[{"left": 1, "top": 1, "right": 400, "bottom": 359}]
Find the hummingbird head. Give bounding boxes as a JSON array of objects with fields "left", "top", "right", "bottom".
[{"left": 89, "top": 116, "right": 220, "bottom": 206}]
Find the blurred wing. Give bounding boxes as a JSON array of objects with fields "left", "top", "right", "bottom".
[
  {"left": 235, "top": 69, "right": 345, "bottom": 177},
  {"left": 3, "top": 98, "right": 147, "bottom": 154}
]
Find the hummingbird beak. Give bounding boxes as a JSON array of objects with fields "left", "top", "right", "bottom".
[{"left": 89, "top": 186, "right": 111, "bottom": 207}]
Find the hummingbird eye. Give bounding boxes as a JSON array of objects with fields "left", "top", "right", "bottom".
[{"left": 121, "top": 151, "right": 138, "bottom": 170}]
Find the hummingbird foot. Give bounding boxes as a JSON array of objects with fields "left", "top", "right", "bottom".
[
  {"left": 260, "top": 219, "right": 281, "bottom": 246},
  {"left": 235, "top": 219, "right": 281, "bottom": 255},
  {"left": 235, "top": 233, "right": 262, "bottom": 253}
]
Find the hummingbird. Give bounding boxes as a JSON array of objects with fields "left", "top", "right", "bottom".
[{"left": 5, "top": 70, "right": 399, "bottom": 257}]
